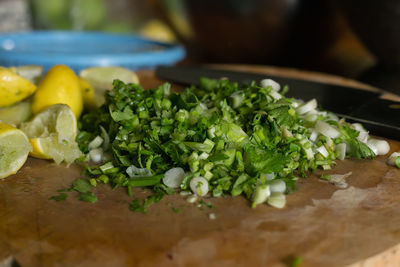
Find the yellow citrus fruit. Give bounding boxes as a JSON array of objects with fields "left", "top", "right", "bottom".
[
  {"left": 0, "top": 101, "right": 32, "bottom": 126},
  {"left": 20, "top": 104, "right": 82, "bottom": 164},
  {"left": 0, "top": 122, "right": 32, "bottom": 179},
  {"left": 79, "top": 77, "right": 97, "bottom": 111},
  {"left": 0, "top": 67, "right": 37, "bottom": 107},
  {"left": 9, "top": 65, "right": 43, "bottom": 84},
  {"left": 79, "top": 66, "right": 139, "bottom": 106},
  {"left": 32, "top": 65, "right": 83, "bottom": 118}
]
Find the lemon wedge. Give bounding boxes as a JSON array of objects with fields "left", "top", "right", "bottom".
[
  {"left": 0, "top": 67, "right": 37, "bottom": 108},
  {"left": 0, "top": 101, "right": 32, "bottom": 126},
  {"left": 32, "top": 65, "right": 83, "bottom": 118},
  {"left": 20, "top": 104, "right": 82, "bottom": 164},
  {"left": 79, "top": 66, "right": 139, "bottom": 106},
  {"left": 0, "top": 122, "right": 32, "bottom": 179}
]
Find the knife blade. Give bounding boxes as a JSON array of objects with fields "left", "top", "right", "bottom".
[{"left": 155, "top": 65, "right": 400, "bottom": 140}]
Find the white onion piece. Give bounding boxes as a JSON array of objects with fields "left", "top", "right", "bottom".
[
  {"left": 357, "top": 131, "right": 369, "bottom": 143},
  {"left": 267, "top": 192, "right": 286, "bottom": 208},
  {"left": 315, "top": 120, "right": 340, "bottom": 139},
  {"left": 309, "top": 130, "right": 318, "bottom": 142},
  {"left": 269, "top": 179, "right": 286, "bottom": 193},
  {"left": 303, "top": 112, "right": 318, "bottom": 122},
  {"left": 291, "top": 100, "right": 301, "bottom": 108},
  {"left": 186, "top": 194, "right": 198, "bottom": 203},
  {"left": 351, "top": 123, "right": 365, "bottom": 132},
  {"left": 388, "top": 152, "right": 400, "bottom": 166},
  {"left": 230, "top": 92, "right": 244, "bottom": 108},
  {"left": 300, "top": 139, "right": 315, "bottom": 160},
  {"left": 199, "top": 152, "right": 209, "bottom": 160},
  {"left": 180, "top": 190, "right": 192, "bottom": 196},
  {"left": 163, "top": 167, "right": 186, "bottom": 188},
  {"left": 89, "top": 148, "right": 103, "bottom": 164},
  {"left": 261, "top": 79, "right": 281, "bottom": 91},
  {"left": 327, "top": 112, "right": 339, "bottom": 122},
  {"left": 190, "top": 176, "right": 209, "bottom": 196},
  {"left": 209, "top": 213, "right": 217, "bottom": 220},
  {"left": 126, "top": 165, "right": 152, "bottom": 178},
  {"left": 282, "top": 127, "right": 293, "bottom": 138},
  {"left": 100, "top": 126, "right": 110, "bottom": 150},
  {"left": 367, "top": 138, "right": 390, "bottom": 155},
  {"left": 88, "top": 136, "right": 103, "bottom": 150},
  {"left": 260, "top": 172, "right": 275, "bottom": 181},
  {"left": 208, "top": 126, "right": 216, "bottom": 138},
  {"left": 297, "top": 99, "right": 317, "bottom": 115},
  {"left": 270, "top": 91, "right": 282, "bottom": 100},
  {"left": 336, "top": 143, "right": 347, "bottom": 160},
  {"left": 316, "top": 145, "right": 329, "bottom": 158},
  {"left": 199, "top": 102, "right": 208, "bottom": 110},
  {"left": 252, "top": 184, "right": 271, "bottom": 205}
]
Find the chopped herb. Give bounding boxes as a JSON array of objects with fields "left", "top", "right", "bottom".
[
  {"left": 57, "top": 188, "right": 73, "bottom": 192},
  {"left": 70, "top": 78, "right": 379, "bottom": 212},
  {"left": 50, "top": 193, "right": 67, "bottom": 202},
  {"left": 72, "top": 178, "right": 92, "bottom": 193},
  {"left": 319, "top": 174, "right": 331, "bottom": 181},
  {"left": 290, "top": 256, "right": 303, "bottom": 267},
  {"left": 129, "top": 193, "right": 164, "bottom": 213},
  {"left": 172, "top": 207, "right": 181, "bottom": 213},
  {"left": 78, "top": 192, "right": 98, "bottom": 203}
]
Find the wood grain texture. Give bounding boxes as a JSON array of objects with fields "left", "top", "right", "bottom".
[{"left": 1, "top": 66, "right": 400, "bottom": 267}]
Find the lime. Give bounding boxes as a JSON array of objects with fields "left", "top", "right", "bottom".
[
  {"left": 20, "top": 104, "right": 82, "bottom": 164},
  {"left": 0, "top": 122, "right": 32, "bottom": 179},
  {"left": 0, "top": 67, "right": 37, "bottom": 107}
]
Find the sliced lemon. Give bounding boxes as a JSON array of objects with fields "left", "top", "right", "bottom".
[
  {"left": 0, "top": 101, "right": 32, "bottom": 126},
  {"left": 79, "top": 66, "right": 139, "bottom": 106},
  {"left": 0, "top": 122, "right": 32, "bottom": 179},
  {"left": 9, "top": 65, "right": 43, "bottom": 84},
  {"left": 20, "top": 104, "right": 82, "bottom": 164},
  {"left": 32, "top": 65, "right": 83, "bottom": 118},
  {"left": 0, "top": 67, "right": 37, "bottom": 108}
]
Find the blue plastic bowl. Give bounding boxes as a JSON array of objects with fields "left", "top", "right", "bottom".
[{"left": 0, "top": 31, "right": 185, "bottom": 72}]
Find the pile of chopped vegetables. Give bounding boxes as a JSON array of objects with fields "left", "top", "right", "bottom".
[{"left": 73, "top": 78, "right": 389, "bottom": 212}]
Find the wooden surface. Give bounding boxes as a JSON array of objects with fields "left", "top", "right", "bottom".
[{"left": 1, "top": 66, "right": 400, "bottom": 267}]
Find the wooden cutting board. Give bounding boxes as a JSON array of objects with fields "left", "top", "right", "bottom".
[{"left": 1, "top": 65, "right": 400, "bottom": 267}]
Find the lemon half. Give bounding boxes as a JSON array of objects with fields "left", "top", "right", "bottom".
[
  {"left": 79, "top": 66, "right": 139, "bottom": 106},
  {"left": 0, "top": 122, "right": 32, "bottom": 179},
  {"left": 20, "top": 104, "right": 82, "bottom": 164}
]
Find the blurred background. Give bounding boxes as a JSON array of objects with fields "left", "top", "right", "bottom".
[{"left": 0, "top": 0, "right": 399, "bottom": 94}]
